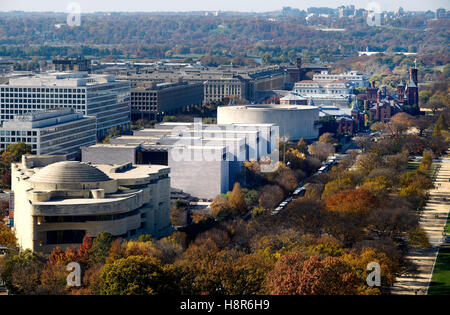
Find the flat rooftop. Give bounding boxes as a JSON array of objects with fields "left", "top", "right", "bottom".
[
  {"left": 6, "top": 72, "right": 118, "bottom": 87},
  {"left": 220, "top": 104, "right": 319, "bottom": 110},
  {"left": 95, "top": 164, "right": 169, "bottom": 180}
]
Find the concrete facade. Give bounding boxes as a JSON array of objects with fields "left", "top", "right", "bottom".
[
  {"left": 111, "top": 65, "right": 286, "bottom": 104},
  {"left": 82, "top": 144, "right": 138, "bottom": 165},
  {"left": 313, "top": 71, "right": 369, "bottom": 87},
  {"left": 217, "top": 104, "right": 320, "bottom": 141},
  {"left": 11, "top": 155, "right": 171, "bottom": 253},
  {"left": 1, "top": 109, "right": 97, "bottom": 160},
  {"left": 81, "top": 121, "right": 279, "bottom": 200},
  {"left": 131, "top": 81, "right": 203, "bottom": 119},
  {"left": 168, "top": 146, "right": 229, "bottom": 199}
]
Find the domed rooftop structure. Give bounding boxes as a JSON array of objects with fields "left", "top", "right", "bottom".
[{"left": 30, "top": 161, "right": 111, "bottom": 184}]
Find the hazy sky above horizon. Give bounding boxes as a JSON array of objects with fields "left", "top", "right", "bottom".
[{"left": 0, "top": 0, "right": 448, "bottom": 13}]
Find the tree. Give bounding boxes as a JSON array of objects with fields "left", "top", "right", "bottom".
[
  {"left": 90, "top": 232, "right": 114, "bottom": 264},
  {"left": 37, "top": 264, "right": 68, "bottom": 295},
  {"left": 429, "top": 135, "right": 448, "bottom": 155},
  {"left": 266, "top": 253, "right": 359, "bottom": 295},
  {"left": 370, "top": 122, "right": 387, "bottom": 132},
  {"left": 0, "top": 222, "right": 16, "bottom": 247},
  {"left": 322, "top": 177, "right": 354, "bottom": 199},
  {"left": 341, "top": 247, "right": 399, "bottom": 293},
  {"left": 400, "top": 170, "right": 434, "bottom": 191},
  {"left": 162, "top": 115, "right": 178, "bottom": 122},
  {"left": 318, "top": 133, "right": 337, "bottom": 144},
  {"left": 77, "top": 234, "right": 93, "bottom": 266},
  {"left": 418, "top": 151, "right": 433, "bottom": 171},
  {"left": 266, "top": 163, "right": 298, "bottom": 193},
  {"left": 356, "top": 153, "right": 381, "bottom": 175},
  {"left": 0, "top": 249, "right": 44, "bottom": 294},
  {"left": 2, "top": 142, "right": 31, "bottom": 164},
  {"left": 48, "top": 246, "right": 78, "bottom": 266},
  {"left": 9, "top": 259, "right": 44, "bottom": 295},
  {"left": 402, "top": 135, "right": 425, "bottom": 155},
  {"left": 284, "top": 148, "right": 306, "bottom": 170},
  {"left": 170, "top": 200, "right": 188, "bottom": 226},
  {"left": 412, "top": 115, "right": 432, "bottom": 136},
  {"left": 102, "top": 127, "right": 121, "bottom": 144},
  {"left": 308, "top": 142, "right": 334, "bottom": 162},
  {"left": 281, "top": 198, "right": 326, "bottom": 236},
  {"left": 210, "top": 196, "right": 233, "bottom": 218},
  {"left": 73, "top": 264, "right": 104, "bottom": 295},
  {"left": 228, "top": 183, "right": 247, "bottom": 215},
  {"left": 361, "top": 176, "right": 391, "bottom": 198},
  {"left": 436, "top": 114, "right": 448, "bottom": 131},
  {"left": 325, "top": 188, "right": 378, "bottom": 217},
  {"left": 408, "top": 227, "right": 430, "bottom": 249},
  {"left": 432, "top": 124, "right": 442, "bottom": 137},
  {"left": 296, "top": 138, "right": 309, "bottom": 154},
  {"left": 100, "top": 255, "right": 170, "bottom": 295},
  {"left": 368, "top": 203, "right": 417, "bottom": 237},
  {"left": 258, "top": 185, "right": 284, "bottom": 210},
  {"left": 390, "top": 112, "right": 413, "bottom": 134}
]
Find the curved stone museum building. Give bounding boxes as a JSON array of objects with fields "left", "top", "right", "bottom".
[{"left": 11, "top": 155, "right": 171, "bottom": 253}]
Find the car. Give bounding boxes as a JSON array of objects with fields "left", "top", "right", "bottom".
[
  {"left": 444, "top": 236, "right": 450, "bottom": 244},
  {"left": 318, "top": 166, "right": 327, "bottom": 172},
  {"left": 279, "top": 202, "right": 287, "bottom": 207}
]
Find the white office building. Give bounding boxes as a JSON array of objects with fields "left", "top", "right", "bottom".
[
  {"left": 292, "top": 80, "right": 352, "bottom": 107},
  {"left": 0, "top": 72, "right": 131, "bottom": 138},
  {"left": 293, "top": 80, "right": 352, "bottom": 96},
  {"left": 0, "top": 109, "right": 96, "bottom": 160},
  {"left": 313, "top": 71, "right": 369, "bottom": 87}
]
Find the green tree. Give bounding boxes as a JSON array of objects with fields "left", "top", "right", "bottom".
[
  {"left": 100, "top": 255, "right": 169, "bottom": 295},
  {"left": 436, "top": 114, "right": 448, "bottom": 131},
  {"left": 90, "top": 232, "right": 114, "bottom": 264}
]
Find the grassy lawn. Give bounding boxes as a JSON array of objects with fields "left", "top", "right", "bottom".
[{"left": 428, "top": 217, "right": 450, "bottom": 295}]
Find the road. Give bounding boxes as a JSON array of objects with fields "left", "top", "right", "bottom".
[
  {"left": 271, "top": 155, "right": 341, "bottom": 216},
  {"left": 391, "top": 151, "right": 450, "bottom": 295}
]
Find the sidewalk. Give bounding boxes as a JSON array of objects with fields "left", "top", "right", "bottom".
[{"left": 391, "top": 152, "right": 450, "bottom": 295}]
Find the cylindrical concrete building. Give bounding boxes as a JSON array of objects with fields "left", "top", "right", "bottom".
[{"left": 217, "top": 104, "right": 320, "bottom": 140}]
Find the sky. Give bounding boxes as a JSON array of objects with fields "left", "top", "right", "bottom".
[{"left": 0, "top": 0, "right": 448, "bottom": 13}]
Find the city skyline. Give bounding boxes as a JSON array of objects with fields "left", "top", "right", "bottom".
[{"left": 0, "top": 0, "right": 448, "bottom": 13}]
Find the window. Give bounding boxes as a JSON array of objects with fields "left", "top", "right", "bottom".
[{"left": 46, "top": 230, "right": 85, "bottom": 245}]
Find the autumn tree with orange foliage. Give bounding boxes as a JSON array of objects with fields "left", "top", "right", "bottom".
[
  {"left": 266, "top": 252, "right": 359, "bottom": 295},
  {"left": 228, "top": 182, "right": 247, "bottom": 215},
  {"left": 210, "top": 196, "right": 233, "bottom": 218},
  {"left": 325, "top": 188, "right": 378, "bottom": 217},
  {"left": 0, "top": 221, "right": 16, "bottom": 248}
]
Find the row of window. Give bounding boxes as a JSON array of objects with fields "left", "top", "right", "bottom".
[
  {"left": 0, "top": 143, "right": 36, "bottom": 149},
  {"left": 1, "top": 93, "right": 86, "bottom": 98},
  {"left": 0, "top": 130, "right": 37, "bottom": 136},
  {"left": 1, "top": 87, "right": 85, "bottom": 93},
  {"left": 40, "top": 208, "right": 140, "bottom": 223},
  {"left": 3, "top": 99, "right": 86, "bottom": 104},
  {"left": 1, "top": 137, "right": 37, "bottom": 143}
]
